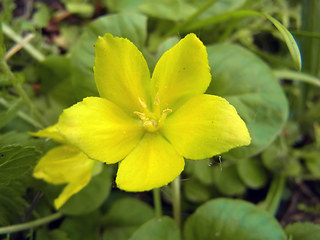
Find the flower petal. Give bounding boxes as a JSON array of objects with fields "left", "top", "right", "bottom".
[
  {"left": 33, "top": 145, "right": 94, "bottom": 209},
  {"left": 30, "top": 124, "right": 65, "bottom": 143},
  {"left": 54, "top": 176, "right": 91, "bottom": 209},
  {"left": 94, "top": 33, "right": 151, "bottom": 113},
  {"left": 162, "top": 94, "right": 251, "bottom": 159},
  {"left": 151, "top": 33, "right": 211, "bottom": 111},
  {"left": 58, "top": 97, "right": 144, "bottom": 164},
  {"left": 116, "top": 133, "right": 184, "bottom": 191}
]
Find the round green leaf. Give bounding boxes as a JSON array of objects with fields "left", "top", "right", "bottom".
[
  {"left": 130, "top": 217, "right": 180, "bottom": 240},
  {"left": 102, "top": 198, "right": 154, "bottom": 240},
  {"left": 285, "top": 222, "right": 320, "bottom": 240},
  {"left": 212, "top": 163, "right": 246, "bottom": 195},
  {"left": 60, "top": 166, "right": 111, "bottom": 215},
  {"left": 184, "top": 198, "right": 286, "bottom": 240},
  {"left": 237, "top": 158, "right": 268, "bottom": 189},
  {"left": 206, "top": 44, "right": 288, "bottom": 159},
  {"left": 184, "top": 178, "right": 211, "bottom": 203},
  {"left": 70, "top": 13, "right": 147, "bottom": 99}
]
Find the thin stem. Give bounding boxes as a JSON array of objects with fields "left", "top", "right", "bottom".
[
  {"left": 164, "top": 0, "right": 219, "bottom": 38},
  {"left": 5, "top": 33, "right": 35, "bottom": 60},
  {"left": 0, "top": 212, "right": 62, "bottom": 234},
  {"left": 153, "top": 188, "right": 162, "bottom": 219},
  {"left": 0, "top": 59, "right": 46, "bottom": 127},
  {"left": 172, "top": 175, "right": 181, "bottom": 228},
  {"left": 2, "top": 23, "right": 45, "bottom": 62},
  {"left": 259, "top": 174, "right": 286, "bottom": 215}
]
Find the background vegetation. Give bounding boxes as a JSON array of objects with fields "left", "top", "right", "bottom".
[{"left": 0, "top": 0, "right": 320, "bottom": 239}]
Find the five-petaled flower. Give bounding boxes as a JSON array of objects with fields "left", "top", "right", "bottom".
[{"left": 54, "top": 33, "right": 251, "bottom": 192}]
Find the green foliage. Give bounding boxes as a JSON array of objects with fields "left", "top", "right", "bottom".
[
  {"left": 0, "top": 145, "right": 40, "bottom": 184},
  {"left": 59, "top": 211, "right": 101, "bottom": 240},
  {"left": 184, "top": 198, "right": 287, "bottom": 240},
  {"left": 0, "top": 181, "right": 29, "bottom": 226},
  {"left": 237, "top": 158, "right": 268, "bottom": 189},
  {"left": 1, "top": 0, "right": 319, "bottom": 238},
  {"left": 130, "top": 217, "right": 180, "bottom": 240},
  {"left": 263, "top": 13, "right": 302, "bottom": 71},
  {"left": 60, "top": 166, "right": 111, "bottom": 215},
  {"left": 285, "top": 222, "right": 320, "bottom": 240},
  {"left": 32, "top": 3, "right": 52, "bottom": 28},
  {"left": 102, "top": 198, "right": 154, "bottom": 240},
  {"left": 206, "top": 44, "right": 289, "bottom": 159}
]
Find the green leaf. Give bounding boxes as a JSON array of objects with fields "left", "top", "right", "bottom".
[
  {"left": 206, "top": 44, "right": 288, "bottom": 159},
  {"left": 65, "top": 3, "right": 94, "bottom": 18},
  {"left": 130, "top": 217, "right": 180, "bottom": 240},
  {"left": 285, "top": 222, "right": 320, "bottom": 240},
  {"left": 139, "top": 0, "right": 194, "bottom": 21},
  {"left": 0, "top": 99, "right": 21, "bottom": 129},
  {"left": 60, "top": 211, "right": 101, "bottom": 240},
  {"left": 185, "top": 0, "right": 246, "bottom": 20},
  {"left": 70, "top": 13, "right": 147, "bottom": 99},
  {"left": 102, "top": 198, "right": 154, "bottom": 240},
  {"left": 185, "top": 159, "right": 214, "bottom": 185},
  {"left": 59, "top": 166, "right": 111, "bottom": 215},
  {"left": 212, "top": 163, "right": 246, "bottom": 195},
  {"left": 0, "top": 181, "right": 28, "bottom": 225},
  {"left": 263, "top": 13, "right": 302, "bottom": 71},
  {"left": 184, "top": 198, "right": 286, "bottom": 240},
  {"left": 302, "top": 151, "right": 320, "bottom": 177},
  {"left": 33, "top": 3, "right": 51, "bottom": 28},
  {"left": 237, "top": 158, "right": 268, "bottom": 189},
  {"left": 37, "top": 55, "right": 76, "bottom": 106},
  {"left": 36, "top": 229, "right": 71, "bottom": 240},
  {"left": 0, "top": 145, "right": 40, "bottom": 184},
  {"left": 104, "top": 0, "right": 150, "bottom": 12},
  {"left": 184, "top": 178, "right": 211, "bottom": 203},
  {"left": 185, "top": 10, "right": 261, "bottom": 32}
]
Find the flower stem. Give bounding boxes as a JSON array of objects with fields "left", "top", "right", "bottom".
[
  {"left": 172, "top": 175, "right": 181, "bottom": 228},
  {"left": 0, "top": 212, "right": 63, "bottom": 235},
  {"left": 153, "top": 188, "right": 162, "bottom": 219}
]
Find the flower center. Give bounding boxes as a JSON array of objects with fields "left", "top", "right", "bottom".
[
  {"left": 134, "top": 109, "right": 172, "bottom": 133},
  {"left": 134, "top": 97, "right": 172, "bottom": 133}
]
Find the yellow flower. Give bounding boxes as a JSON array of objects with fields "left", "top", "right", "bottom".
[
  {"left": 32, "top": 125, "right": 95, "bottom": 209},
  {"left": 57, "top": 33, "right": 251, "bottom": 192}
]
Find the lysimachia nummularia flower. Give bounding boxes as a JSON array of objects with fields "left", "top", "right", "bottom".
[
  {"left": 57, "top": 33, "right": 251, "bottom": 191},
  {"left": 32, "top": 125, "right": 96, "bottom": 209}
]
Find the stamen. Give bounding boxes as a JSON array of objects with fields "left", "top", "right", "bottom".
[
  {"left": 138, "top": 97, "right": 147, "bottom": 109},
  {"left": 133, "top": 111, "right": 147, "bottom": 121}
]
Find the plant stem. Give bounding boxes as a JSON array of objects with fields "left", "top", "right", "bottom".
[
  {"left": 164, "top": 0, "right": 219, "bottom": 38},
  {"left": 2, "top": 23, "right": 45, "bottom": 62},
  {"left": 0, "top": 59, "right": 46, "bottom": 128},
  {"left": 5, "top": 33, "right": 35, "bottom": 60},
  {"left": 0, "top": 212, "right": 62, "bottom": 235},
  {"left": 172, "top": 175, "right": 181, "bottom": 228},
  {"left": 259, "top": 174, "right": 286, "bottom": 215},
  {"left": 153, "top": 188, "right": 162, "bottom": 219}
]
